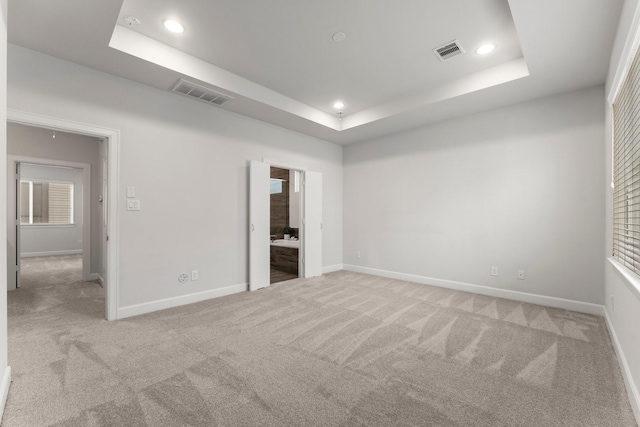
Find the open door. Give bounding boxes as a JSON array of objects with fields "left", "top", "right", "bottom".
[
  {"left": 6, "top": 161, "right": 20, "bottom": 290},
  {"left": 304, "top": 171, "right": 322, "bottom": 277},
  {"left": 249, "top": 160, "right": 270, "bottom": 291}
]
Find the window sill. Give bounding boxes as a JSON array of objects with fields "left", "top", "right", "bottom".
[
  {"left": 21, "top": 224, "right": 75, "bottom": 229},
  {"left": 608, "top": 257, "right": 640, "bottom": 302}
]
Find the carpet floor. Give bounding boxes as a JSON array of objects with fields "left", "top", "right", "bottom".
[{"left": 3, "top": 257, "right": 637, "bottom": 426}]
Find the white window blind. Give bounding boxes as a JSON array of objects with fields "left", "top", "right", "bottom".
[{"left": 613, "top": 45, "right": 640, "bottom": 274}]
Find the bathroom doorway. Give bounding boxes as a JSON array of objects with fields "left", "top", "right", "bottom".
[{"left": 269, "top": 166, "right": 301, "bottom": 284}]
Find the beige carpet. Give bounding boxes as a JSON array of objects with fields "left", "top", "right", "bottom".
[{"left": 3, "top": 258, "right": 637, "bottom": 426}]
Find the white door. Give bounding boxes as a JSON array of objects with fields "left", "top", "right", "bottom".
[
  {"left": 304, "top": 171, "right": 322, "bottom": 277},
  {"left": 249, "top": 160, "right": 270, "bottom": 291},
  {"left": 7, "top": 161, "right": 21, "bottom": 290}
]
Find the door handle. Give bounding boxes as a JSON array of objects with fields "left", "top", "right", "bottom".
[{"left": 251, "top": 224, "right": 255, "bottom": 232}]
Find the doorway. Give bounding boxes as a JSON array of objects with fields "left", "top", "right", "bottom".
[
  {"left": 8, "top": 158, "right": 92, "bottom": 290},
  {"left": 249, "top": 159, "right": 323, "bottom": 291},
  {"left": 6, "top": 110, "right": 120, "bottom": 320},
  {"left": 270, "top": 166, "right": 301, "bottom": 284}
]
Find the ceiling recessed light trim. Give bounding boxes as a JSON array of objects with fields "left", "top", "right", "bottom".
[
  {"left": 163, "top": 19, "right": 185, "bottom": 34},
  {"left": 476, "top": 43, "right": 496, "bottom": 55}
]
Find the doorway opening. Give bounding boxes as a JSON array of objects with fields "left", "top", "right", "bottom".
[
  {"left": 249, "top": 159, "right": 322, "bottom": 291},
  {"left": 270, "top": 166, "right": 301, "bottom": 284},
  {"left": 6, "top": 111, "right": 120, "bottom": 320}
]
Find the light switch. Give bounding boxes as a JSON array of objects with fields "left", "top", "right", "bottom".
[{"left": 127, "top": 186, "right": 136, "bottom": 198}]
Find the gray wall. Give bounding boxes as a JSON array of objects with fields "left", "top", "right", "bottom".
[
  {"left": 7, "top": 123, "right": 101, "bottom": 274},
  {"left": 19, "top": 163, "right": 83, "bottom": 256},
  {"left": 344, "top": 86, "right": 605, "bottom": 305},
  {"left": 7, "top": 44, "right": 343, "bottom": 310}
]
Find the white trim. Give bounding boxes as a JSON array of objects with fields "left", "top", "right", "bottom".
[
  {"left": 117, "top": 283, "right": 247, "bottom": 319},
  {"left": 323, "top": 264, "right": 344, "bottom": 274},
  {"left": 262, "top": 158, "right": 307, "bottom": 172},
  {"left": 21, "top": 250, "right": 82, "bottom": 258},
  {"left": 608, "top": 0, "right": 640, "bottom": 104},
  {"left": 89, "top": 273, "right": 103, "bottom": 285},
  {"left": 0, "top": 367, "right": 11, "bottom": 422},
  {"left": 604, "top": 308, "right": 640, "bottom": 422},
  {"left": 608, "top": 257, "right": 640, "bottom": 302},
  {"left": 342, "top": 264, "right": 605, "bottom": 316},
  {"left": 8, "top": 109, "right": 120, "bottom": 321}
]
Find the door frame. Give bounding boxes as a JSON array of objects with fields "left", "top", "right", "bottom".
[
  {"left": 7, "top": 110, "right": 120, "bottom": 321},
  {"left": 9, "top": 156, "right": 91, "bottom": 284}
]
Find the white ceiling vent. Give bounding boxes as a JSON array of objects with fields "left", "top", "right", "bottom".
[
  {"left": 433, "top": 40, "right": 465, "bottom": 61},
  {"left": 170, "top": 79, "right": 234, "bottom": 106}
]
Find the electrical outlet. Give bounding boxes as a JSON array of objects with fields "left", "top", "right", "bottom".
[
  {"left": 610, "top": 295, "right": 615, "bottom": 312},
  {"left": 191, "top": 270, "right": 199, "bottom": 281},
  {"left": 491, "top": 266, "right": 498, "bottom": 276},
  {"left": 356, "top": 251, "right": 361, "bottom": 259},
  {"left": 517, "top": 270, "right": 525, "bottom": 280},
  {"left": 178, "top": 273, "right": 189, "bottom": 283}
]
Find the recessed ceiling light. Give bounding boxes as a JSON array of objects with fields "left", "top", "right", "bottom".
[
  {"left": 476, "top": 44, "right": 495, "bottom": 55},
  {"left": 333, "top": 101, "right": 345, "bottom": 110},
  {"left": 163, "top": 19, "right": 184, "bottom": 34}
]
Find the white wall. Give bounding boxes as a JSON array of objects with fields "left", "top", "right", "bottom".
[
  {"left": 7, "top": 45, "right": 343, "bottom": 311},
  {"left": 344, "top": 86, "right": 605, "bottom": 307},
  {"left": 19, "top": 163, "right": 83, "bottom": 256},
  {"left": 0, "top": 0, "right": 10, "bottom": 418},
  {"left": 604, "top": 0, "right": 640, "bottom": 420}
]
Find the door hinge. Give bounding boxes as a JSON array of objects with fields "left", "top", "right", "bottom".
[{"left": 302, "top": 257, "right": 305, "bottom": 264}]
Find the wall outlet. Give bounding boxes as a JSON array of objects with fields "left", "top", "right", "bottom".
[
  {"left": 178, "top": 273, "right": 189, "bottom": 283},
  {"left": 517, "top": 270, "right": 525, "bottom": 280},
  {"left": 191, "top": 270, "right": 199, "bottom": 281},
  {"left": 356, "top": 251, "right": 361, "bottom": 259},
  {"left": 610, "top": 295, "right": 615, "bottom": 313},
  {"left": 491, "top": 266, "right": 498, "bottom": 276}
]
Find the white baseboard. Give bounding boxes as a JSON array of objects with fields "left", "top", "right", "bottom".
[
  {"left": 604, "top": 308, "right": 640, "bottom": 423},
  {"left": 117, "top": 283, "right": 247, "bottom": 319},
  {"left": 343, "top": 264, "right": 604, "bottom": 316},
  {"left": 0, "top": 366, "right": 11, "bottom": 422},
  {"left": 88, "top": 273, "right": 104, "bottom": 285},
  {"left": 21, "top": 250, "right": 82, "bottom": 258},
  {"left": 323, "top": 264, "right": 344, "bottom": 274}
]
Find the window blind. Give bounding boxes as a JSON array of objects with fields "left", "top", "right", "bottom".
[
  {"left": 613, "top": 45, "right": 640, "bottom": 274},
  {"left": 48, "top": 182, "right": 72, "bottom": 224}
]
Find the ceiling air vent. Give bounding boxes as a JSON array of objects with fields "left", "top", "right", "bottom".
[
  {"left": 170, "top": 79, "right": 234, "bottom": 106},
  {"left": 433, "top": 40, "right": 465, "bottom": 62}
]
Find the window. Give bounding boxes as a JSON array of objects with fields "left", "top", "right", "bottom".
[
  {"left": 613, "top": 45, "right": 640, "bottom": 274},
  {"left": 270, "top": 178, "right": 284, "bottom": 194},
  {"left": 20, "top": 180, "right": 74, "bottom": 225}
]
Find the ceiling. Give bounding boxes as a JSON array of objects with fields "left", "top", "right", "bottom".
[{"left": 7, "top": 0, "right": 624, "bottom": 145}]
